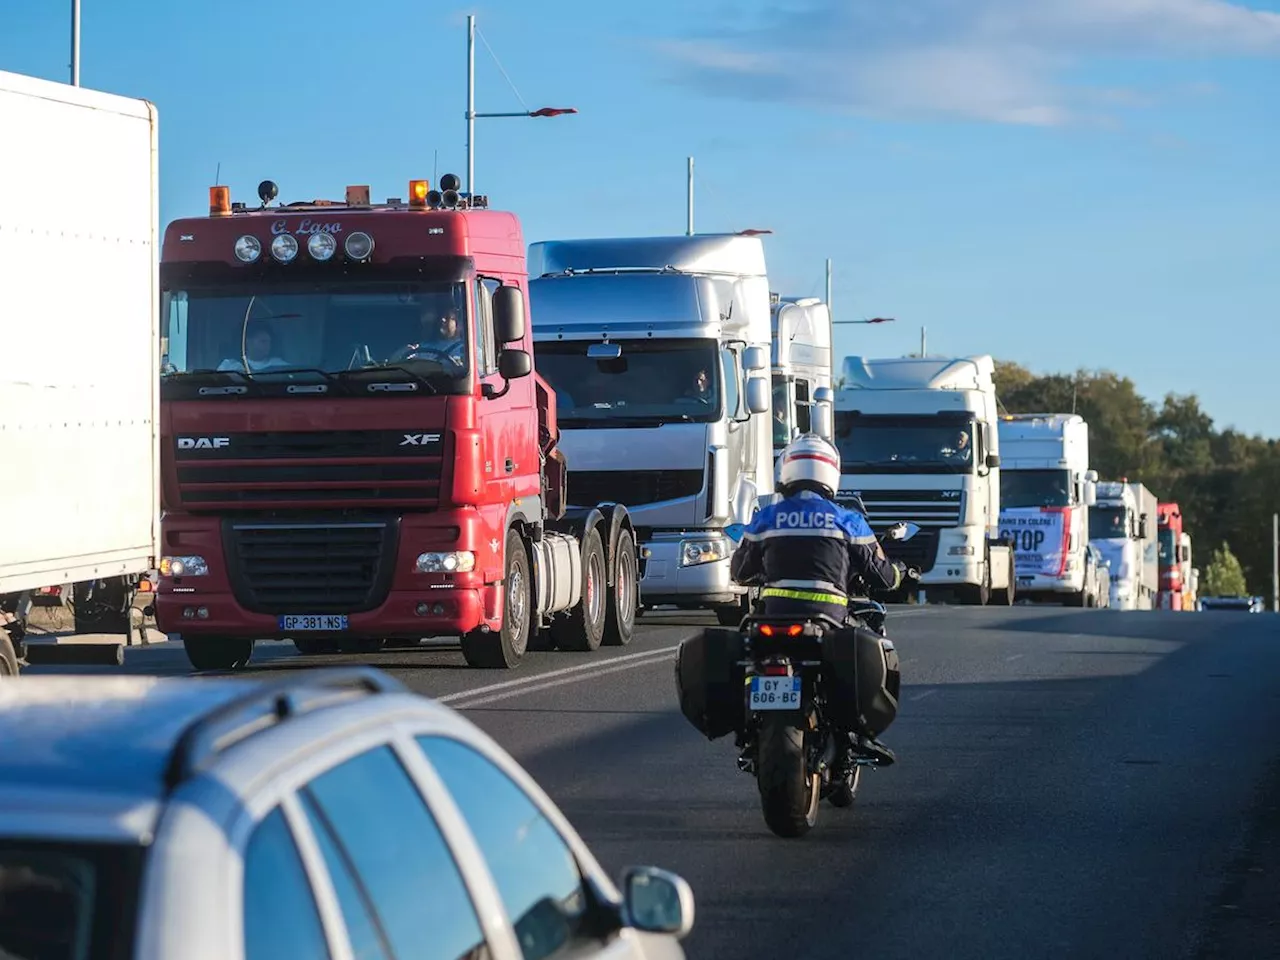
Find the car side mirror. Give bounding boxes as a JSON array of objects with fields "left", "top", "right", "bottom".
[
  {"left": 493, "top": 285, "right": 525, "bottom": 343},
  {"left": 620, "top": 866, "right": 695, "bottom": 939}
]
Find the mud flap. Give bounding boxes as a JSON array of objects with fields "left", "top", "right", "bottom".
[
  {"left": 820, "top": 625, "right": 901, "bottom": 739},
  {"left": 674, "top": 627, "right": 746, "bottom": 740}
]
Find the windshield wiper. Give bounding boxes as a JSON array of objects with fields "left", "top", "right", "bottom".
[{"left": 334, "top": 364, "right": 441, "bottom": 395}]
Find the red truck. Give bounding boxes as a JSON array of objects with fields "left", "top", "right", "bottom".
[
  {"left": 1156, "top": 502, "right": 1184, "bottom": 610},
  {"left": 152, "top": 175, "right": 640, "bottom": 670}
]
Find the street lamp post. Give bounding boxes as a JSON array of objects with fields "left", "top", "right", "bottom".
[
  {"left": 71, "top": 0, "right": 80, "bottom": 86},
  {"left": 465, "top": 14, "right": 577, "bottom": 196}
]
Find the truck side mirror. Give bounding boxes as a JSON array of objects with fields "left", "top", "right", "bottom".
[
  {"left": 742, "top": 345, "right": 768, "bottom": 372},
  {"left": 493, "top": 286, "right": 525, "bottom": 343},
  {"left": 1085, "top": 469, "right": 1099, "bottom": 483},
  {"left": 985, "top": 453, "right": 1001, "bottom": 468},
  {"left": 498, "top": 348, "right": 531, "bottom": 380},
  {"left": 1138, "top": 515, "right": 1149, "bottom": 539},
  {"left": 745, "top": 376, "right": 769, "bottom": 415},
  {"left": 1084, "top": 480, "right": 1097, "bottom": 506}
]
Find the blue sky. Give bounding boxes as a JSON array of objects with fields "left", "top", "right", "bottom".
[{"left": 5, "top": 0, "right": 1279, "bottom": 435}]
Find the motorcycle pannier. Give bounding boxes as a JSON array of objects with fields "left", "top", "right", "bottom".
[
  {"left": 821, "top": 625, "right": 901, "bottom": 739},
  {"left": 674, "top": 627, "right": 746, "bottom": 740}
]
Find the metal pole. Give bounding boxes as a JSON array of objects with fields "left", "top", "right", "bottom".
[
  {"left": 1272, "top": 512, "right": 1277, "bottom": 612},
  {"left": 466, "top": 14, "right": 476, "bottom": 195},
  {"left": 920, "top": 325, "right": 926, "bottom": 357},
  {"left": 686, "top": 156, "right": 694, "bottom": 236},
  {"left": 825, "top": 258, "right": 832, "bottom": 317},
  {"left": 71, "top": 0, "right": 80, "bottom": 86}
]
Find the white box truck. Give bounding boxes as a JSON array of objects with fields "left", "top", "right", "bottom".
[
  {"left": 832, "top": 354, "right": 1015, "bottom": 605},
  {"left": 0, "top": 69, "right": 160, "bottom": 673},
  {"left": 1091, "top": 480, "right": 1158, "bottom": 610}
]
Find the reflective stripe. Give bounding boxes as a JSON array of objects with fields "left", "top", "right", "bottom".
[
  {"left": 743, "top": 527, "right": 847, "bottom": 542},
  {"left": 761, "top": 587, "right": 848, "bottom": 605},
  {"left": 771, "top": 578, "right": 847, "bottom": 596}
]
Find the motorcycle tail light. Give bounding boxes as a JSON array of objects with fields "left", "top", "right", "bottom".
[{"left": 757, "top": 623, "right": 804, "bottom": 637}]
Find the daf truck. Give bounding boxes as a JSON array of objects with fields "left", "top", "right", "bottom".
[
  {"left": 832, "top": 355, "right": 1015, "bottom": 604},
  {"left": 528, "top": 234, "right": 774, "bottom": 625},
  {"left": 0, "top": 68, "right": 161, "bottom": 674},
  {"left": 1157, "top": 502, "right": 1187, "bottom": 610},
  {"left": 997, "top": 414, "right": 1099, "bottom": 605},
  {"left": 1091, "top": 480, "right": 1158, "bottom": 609},
  {"left": 155, "top": 174, "right": 640, "bottom": 671},
  {"left": 770, "top": 294, "right": 834, "bottom": 454}
]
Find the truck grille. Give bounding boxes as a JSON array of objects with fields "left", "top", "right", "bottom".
[
  {"left": 173, "top": 430, "right": 442, "bottom": 509},
  {"left": 836, "top": 489, "right": 963, "bottom": 576},
  {"left": 567, "top": 470, "right": 703, "bottom": 507},
  {"left": 222, "top": 518, "right": 399, "bottom": 614}
]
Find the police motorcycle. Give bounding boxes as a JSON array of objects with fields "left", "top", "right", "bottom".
[{"left": 674, "top": 519, "right": 921, "bottom": 839}]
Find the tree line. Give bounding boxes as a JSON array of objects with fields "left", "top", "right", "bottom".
[{"left": 993, "top": 361, "right": 1278, "bottom": 596}]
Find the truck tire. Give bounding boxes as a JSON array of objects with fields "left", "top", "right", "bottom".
[
  {"left": 602, "top": 527, "right": 638, "bottom": 647},
  {"left": 0, "top": 631, "right": 18, "bottom": 677},
  {"left": 551, "top": 526, "right": 607, "bottom": 652},
  {"left": 461, "top": 528, "right": 531, "bottom": 669},
  {"left": 183, "top": 636, "right": 253, "bottom": 672}
]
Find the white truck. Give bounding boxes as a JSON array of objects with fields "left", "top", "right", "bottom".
[
  {"left": 770, "top": 294, "right": 834, "bottom": 454},
  {"left": 832, "top": 354, "right": 1015, "bottom": 604},
  {"left": 0, "top": 69, "right": 161, "bottom": 673},
  {"left": 1091, "top": 480, "right": 1158, "bottom": 610},
  {"left": 997, "top": 413, "right": 1100, "bottom": 605}
]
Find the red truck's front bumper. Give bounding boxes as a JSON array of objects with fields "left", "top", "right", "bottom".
[{"left": 154, "top": 509, "right": 507, "bottom": 642}]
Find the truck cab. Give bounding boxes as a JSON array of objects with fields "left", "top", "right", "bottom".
[
  {"left": 1157, "top": 502, "right": 1185, "bottom": 610},
  {"left": 770, "top": 294, "right": 834, "bottom": 455},
  {"left": 527, "top": 235, "right": 774, "bottom": 624},
  {"left": 1091, "top": 480, "right": 1157, "bottom": 610},
  {"left": 832, "top": 354, "right": 1014, "bottom": 605},
  {"left": 997, "top": 413, "right": 1099, "bottom": 605}
]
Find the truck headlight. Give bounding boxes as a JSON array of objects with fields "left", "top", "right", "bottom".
[
  {"left": 160, "top": 556, "right": 208, "bottom": 577},
  {"left": 416, "top": 551, "right": 475, "bottom": 573},
  {"left": 681, "top": 538, "right": 730, "bottom": 567}
]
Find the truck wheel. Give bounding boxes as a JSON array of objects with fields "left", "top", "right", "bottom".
[
  {"left": 602, "top": 527, "right": 638, "bottom": 647},
  {"left": 551, "top": 527, "right": 607, "bottom": 652},
  {"left": 0, "top": 631, "right": 18, "bottom": 677},
  {"left": 183, "top": 636, "right": 254, "bottom": 672},
  {"left": 461, "top": 528, "right": 531, "bottom": 668}
]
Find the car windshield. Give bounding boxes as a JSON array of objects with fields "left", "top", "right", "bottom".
[
  {"left": 1089, "top": 505, "right": 1128, "bottom": 539},
  {"left": 0, "top": 841, "right": 143, "bottom": 960},
  {"left": 160, "top": 280, "right": 472, "bottom": 393},
  {"left": 833, "top": 414, "right": 977, "bottom": 474},
  {"left": 535, "top": 338, "right": 722, "bottom": 425},
  {"left": 1002, "top": 469, "right": 1072, "bottom": 508},
  {"left": 1158, "top": 526, "right": 1176, "bottom": 563}
]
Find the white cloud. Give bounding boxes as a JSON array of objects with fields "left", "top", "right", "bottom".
[{"left": 658, "top": 0, "right": 1280, "bottom": 126}]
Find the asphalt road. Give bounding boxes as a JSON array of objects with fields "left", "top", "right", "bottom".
[{"left": 27, "top": 605, "right": 1280, "bottom": 959}]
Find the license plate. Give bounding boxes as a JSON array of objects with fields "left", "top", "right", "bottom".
[
  {"left": 278, "top": 614, "right": 348, "bottom": 632},
  {"left": 749, "top": 676, "right": 802, "bottom": 711}
]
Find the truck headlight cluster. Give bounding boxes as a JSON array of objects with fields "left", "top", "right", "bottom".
[
  {"left": 415, "top": 552, "right": 476, "bottom": 573},
  {"left": 160, "top": 555, "right": 208, "bottom": 577},
  {"left": 681, "top": 538, "right": 730, "bottom": 567}
]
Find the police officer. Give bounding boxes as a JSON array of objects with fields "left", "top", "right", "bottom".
[{"left": 729, "top": 432, "right": 907, "bottom": 766}]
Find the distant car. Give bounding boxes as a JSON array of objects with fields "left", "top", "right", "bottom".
[
  {"left": 0, "top": 669, "right": 694, "bottom": 960},
  {"left": 1197, "top": 595, "right": 1264, "bottom": 613}
]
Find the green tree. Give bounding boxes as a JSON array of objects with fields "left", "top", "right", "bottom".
[{"left": 1201, "top": 542, "right": 1249, "bottom": 597}]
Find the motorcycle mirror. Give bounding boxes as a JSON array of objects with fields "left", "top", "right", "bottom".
[
  {"left": 724, "top": 523, "right": 747, "bottom": 543},
  {"left": 885, "top": 521, "right": 921, "bottom": 541}
]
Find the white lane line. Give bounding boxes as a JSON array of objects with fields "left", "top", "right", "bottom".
[
  {"left": 1005, "top": 653, "right": 1024, "bottom": 662},
  {"left": 448, "top": 649, "right": 680, "bottom": 709},
  {"left": 436, "top": 645, "right": 679, "bottom": 704},
  {"left": 908, "top": 688, "right": 938, "bottom": 702}
]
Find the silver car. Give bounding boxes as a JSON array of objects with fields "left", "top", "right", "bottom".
[{"left": 0, "top": 669, "right": 694, "bottom": 959}]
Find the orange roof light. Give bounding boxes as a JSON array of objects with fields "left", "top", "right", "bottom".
[
  {"left": 345, "top": 185, "right": 371, "bottom": 206},
  {"left": 209, "top": 185, "right": 231, "bottom": 216},
  {"left": 409, "top": 179, "right": 430, "bottom": 208}
]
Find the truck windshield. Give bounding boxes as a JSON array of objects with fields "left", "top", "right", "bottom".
[
  {"left": 1001, "top": 469, "right": 1072, "bottom": 508},
  {"left": 536, "top": 338, "right": 722, "bottom": 425},
  {"left": 1158, "top": 527, "right": 1176, "bottom": 563},
  {"left": 160, "top": 280, "right": 472, "bottom": 392},
  {"left": 1090, "top": 505, "right": 1128, "bottom": 539},
  {"left": 0, "top": 840, "right": 144, "bottom": 960},
  {"left": 833, "top": 414, "right": 976, "bottom": 474}
]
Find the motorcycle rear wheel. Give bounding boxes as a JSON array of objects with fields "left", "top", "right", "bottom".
[{"left": 756, "top": 715, "right": 821, "bottom": 837}]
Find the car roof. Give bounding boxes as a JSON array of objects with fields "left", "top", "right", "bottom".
[{"left": 0, "top": 675, "right": 264, "bottom": 799}]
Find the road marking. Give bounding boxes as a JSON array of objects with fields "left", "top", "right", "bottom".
[
  {"left": 448, "top": 651, "right": 681, "bottom": 709},
  {"left": 436, "top": 645, "right": 679, "bottom": 704},
  {"left": 1005, "top": 653, "right": 1024, "bottom": 662},
  {"left": 908, "top": 688, "right": 938, "bottom": 702}
]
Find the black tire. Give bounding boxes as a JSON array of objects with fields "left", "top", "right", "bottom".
[
  {"left": 714, "top": 605, "right": 743, "bottom": 627},
  {"left": 72, "top": 578, "right": 133, "bottom": 635},
  {"left": 0, "top": 630, "right": 19, "bottom": 677},
  {"left": 461, "top": 528, "right": 532, "bottom": 668},
  {"left": 551, "top": 527, "right": 607, "bottom": 652},
  {"left": 294, "top": 637, "right": 341, "bottom": 656},
  {"left": 756, "top": 716, "right": 821, "bottom": 838},
  {"left": 602, "top": 527, "right": 638, "bottom": 647},
  {"left": 183, "top": 636, "right": 254, "bottom": 672},
  {"left": 828, "top": 766, "right": 861, "bottom": 808}
]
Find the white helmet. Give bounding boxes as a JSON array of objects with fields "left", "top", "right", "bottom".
[{"left": 777, "top": 433, "right": 841, "bottom": 498}]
